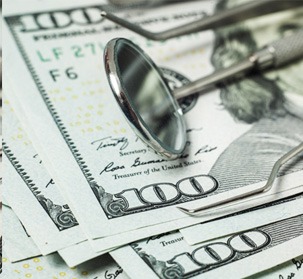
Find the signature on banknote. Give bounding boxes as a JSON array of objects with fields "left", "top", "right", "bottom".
[
  {"left": 279, "top": 257, "right": 303, "bottom": 279},
  {"left": 100, "top": 162, "right": 126, "bottom": 175},
  {"left": 91, "top": 136, "right": 129, "bottom": 151},
  {"left": 104, "top": 266, "right": 124, "bottom": 279},
  {"left": 292, "top": 257, "right": 303, "bottom": 271}
]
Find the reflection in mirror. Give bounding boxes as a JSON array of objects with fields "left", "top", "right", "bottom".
[{"left": 108, "top": 39, "right": 186, "bottom": 157}]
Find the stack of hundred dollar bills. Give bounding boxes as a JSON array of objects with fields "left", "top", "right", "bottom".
[{"left": 2, "top": 0, "right": 303, "bottom": 278}]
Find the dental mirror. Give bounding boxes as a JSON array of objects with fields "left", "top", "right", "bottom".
[
  {"left": 104, "top": 38, "right": 187, "bottom": 159},
  {"left": 104, "top": 30, "right": 303, "bottom": 159}
]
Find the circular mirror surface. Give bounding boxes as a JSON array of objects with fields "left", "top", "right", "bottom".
[{"left": 105, "top": 38, "right": 186, "bottom": 158}]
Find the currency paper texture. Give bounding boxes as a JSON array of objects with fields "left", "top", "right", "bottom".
[
  {"left": 111, "top": 215, "right": 303, "bottom": 279},
  {"left": 4, "top": 0, "right": 303, "bottom": 245},
  {"left": 2, "top": 183, "right": 129, "bottom": 278},
  {"left": 2, "top": 250, "right": 130, "bottom": 279},
  {"left": 248, "top": 255, "right": 303, "bottom": 279},
  {"left": 3, "top": 204, "right": 41, "bottom": 262}
]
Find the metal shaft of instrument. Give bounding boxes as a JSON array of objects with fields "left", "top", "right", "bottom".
[
  {"left": 173, "top": 59, "right": 254, "bottom": 100},
  {"left": 107, "top": 0, "right": 197, "bottom": 8},
  {"left": 174, "top": 27, "right": 303, "bottom": 99},
  {"left": 101, "top": 0, "right": 303, "bottom": 40},
  {"left": 177, "top": 142, "right": 303, "bottom": 216}
]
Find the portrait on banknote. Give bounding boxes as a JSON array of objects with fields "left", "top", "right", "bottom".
[{"left": 208, "top": 0, "right": 303, "bottom": 192}]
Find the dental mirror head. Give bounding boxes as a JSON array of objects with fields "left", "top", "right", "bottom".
[{"left": 104, "top": 38, "right": 187, "bottom": 159}]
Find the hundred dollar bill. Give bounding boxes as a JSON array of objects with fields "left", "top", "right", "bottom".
[
  {"left": 59, "top": 177, "right": 303, "bottom": 266},
  {"left": 181, "top": 192, "right": 303, "bottom": 245},
  {"left": 7, "top": 90, "right": 302, "bottom": 271},
  {"left": 7, "top": 77, "right": 303, "bottom": 267},
  {"left": 111, "top": 215, "right": 303, "bottom": 279},
  {"left": 3, "top": 178, "right": 107, "bottom": 268},
  {"left": 8, "top": 77, "right": 302, "bottom": 262},
  {"left": 59, "top": 181, "right": 303, "bottom": 266},
  {"left": 4, "top": 0, "right": 303, "bottom": 247},
  {"left": 2, "top": 177, "right": 125, "bottom": 275},
  {"left": 2, "top": 97, "right": 88, "bottom": 255},
  {"left": 2, "top": 204, "right": 129, "bottom": 279}
]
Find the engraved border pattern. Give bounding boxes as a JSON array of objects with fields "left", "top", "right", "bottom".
[{"left": 3, "top": 141, "right": 78, "bottom": 231}]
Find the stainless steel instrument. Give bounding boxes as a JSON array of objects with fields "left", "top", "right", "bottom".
[{"left": 102, "top": 0, "right": 303, "bottom": 40}]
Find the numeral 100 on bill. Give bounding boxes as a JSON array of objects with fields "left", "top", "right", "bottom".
[
  {"left": 162, "top": 230, "right": 270, "bottom": 278},
  {"left": 103, "top": 175, "right": 218, "bottom": 217}
]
